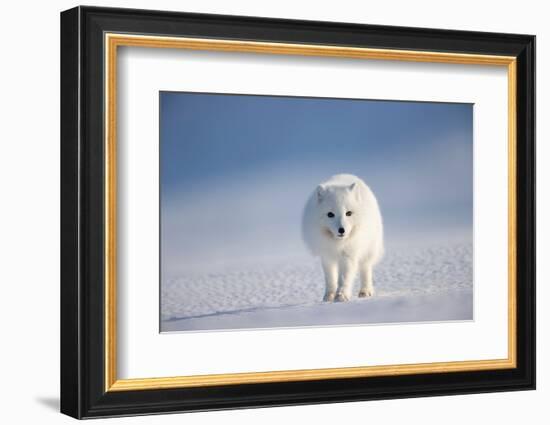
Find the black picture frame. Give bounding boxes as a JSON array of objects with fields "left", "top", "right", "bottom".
[{"left": 61, "top": 5, "right": 535, "bottom": 419}]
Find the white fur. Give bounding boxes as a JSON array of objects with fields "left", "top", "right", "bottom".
[{"left": 302, "top": 174, "right": 384, "bottom": 302}]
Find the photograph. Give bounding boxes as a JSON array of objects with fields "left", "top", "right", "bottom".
[
  {"left": 159, "top": 92, "right": 474, "bottom": 332},
  {"left": 58, "top": 5, "right": 535, "bottom": 419}
]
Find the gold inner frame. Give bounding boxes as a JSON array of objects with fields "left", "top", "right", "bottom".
[{"left": 104, "top": 33, "right": 517, "bottom": 392}]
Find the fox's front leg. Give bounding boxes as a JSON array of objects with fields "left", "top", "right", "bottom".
[
  {"left": 358, "top": 262, "right": 375, "bottom": 298},
  {"left": 321, "top": 259, "right": 338, "bottom": 302},
  {"left": 336, "top": 258, "right": 358, "bottom": 302}
]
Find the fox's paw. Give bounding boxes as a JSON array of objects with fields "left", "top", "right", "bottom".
[
  {"left": 358, "top": 288, "right": 374, "bottom": 298},
  {"left": 323, "top": 292, "right": 336, "bottom": 302},
  {"left": 335, "top": 292, "right": 350, "bottom": 302}
]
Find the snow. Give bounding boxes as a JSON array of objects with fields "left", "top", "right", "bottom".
[{"left": 161, "top": 236, "right": 473, "bottom": 332}]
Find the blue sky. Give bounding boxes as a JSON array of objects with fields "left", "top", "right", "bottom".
[{"left": 160, "top": 92, "right": 473, "bottom": 270}]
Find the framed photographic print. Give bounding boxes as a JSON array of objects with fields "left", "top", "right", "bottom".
[{"left": 60, "top": 6, "right": 536, "bottom": 419}]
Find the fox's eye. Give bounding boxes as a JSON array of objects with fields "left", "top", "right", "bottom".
[
  {"left": 327, "top": 212, "right": 335, "bottom": 218},
  {"left": 346, "top": 211, "right": 353, "bottom": 216}
]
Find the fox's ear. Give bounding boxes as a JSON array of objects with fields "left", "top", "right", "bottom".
[
  {"left": 347, "top": 182, "right": 360, "bottom": 201},
  {"left": 316, "top": 184, "right": 326, "bottom": 203}
]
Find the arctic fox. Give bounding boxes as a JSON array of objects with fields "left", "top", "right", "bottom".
[{"left": 302, "top": 174, "right": 384, "bottom": 302}]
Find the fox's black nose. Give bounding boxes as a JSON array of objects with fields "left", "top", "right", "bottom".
[{"left": 338, "top": 227, "right": 345, "bottom": 234}]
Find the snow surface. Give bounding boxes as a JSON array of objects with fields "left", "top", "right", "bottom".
[{"left": 161, "top": 237, "right": 473, "bottom": 332}]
